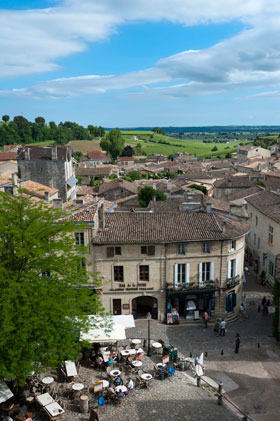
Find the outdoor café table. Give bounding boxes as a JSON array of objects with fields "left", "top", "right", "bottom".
[
  {"left": 72, "top": 383, "right": 84, "bottom": 391},
  {"left": 65, "top": 361, "right": 77, "bottom": 377},
  {"left": 101, "top": 380, "right": 109, "bottom": 388},
  {"left": 131, "top": 339, "right": 141, "bottom": 345},
  {"left": 152, "top": 342, "right": 162, "bottom": 353},
  {"left": 36, "top": 392, "right": 54, "bottom": 407},
  {"left": 129, "top": 349, "right": 137, "bottom": 356},
  {"left": 120, "top": 350, "right": 130, "bottom": 357},
  {"left": 110, "top": 369, "right": 121, "bottom": 378},
  {"left": 141, "top": 374, "right": 153, "bottom": 382},
  {"left": 115, "top": 385, "right": 127, "bottom": 393},
  {"left": 156, "top": 363, "right": 166, "bottom": 368},
  {"left": 135, "top": 347, "right": 144, "bottom": 354},
  {"left": 44, "top": 401, "right": 65, "bottom": 418},
  {"left": 42, "top": 376, "right": 54, "bottom": 385},
  {"left": 132, "top": 361, "right": 143, "bottom": 367}
]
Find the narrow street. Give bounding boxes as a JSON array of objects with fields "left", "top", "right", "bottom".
[{"left": 127, "top": 268, "right": 280, "bottom": 420}]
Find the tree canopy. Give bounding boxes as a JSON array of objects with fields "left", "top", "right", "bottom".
[
  {"left": 138, "top": 186, "right": 166, "bottom": 207},
  {"left": 0, "top": 192, "right": 104, "bottom": 385},
  {"left": 100, "top": 129, "right": 125, "bottom": 159},
  {"left": 0, "top": 115, "right": 105, "bottom": 146},
  {"left": 152, "top": 127, "right": 165, "bottom": 135}
]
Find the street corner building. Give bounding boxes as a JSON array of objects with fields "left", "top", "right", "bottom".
[{"left": 89, "top": 207, "right": 249, "bottom": 324}]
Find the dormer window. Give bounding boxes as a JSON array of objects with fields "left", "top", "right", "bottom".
[
  {"left": 177, "top": 244, "right": 185, "bottom": 255},
  {"left": 202, "top": 242, "right": 210, "bottom": 253},
  {"left": 230, "top": 240, "right": 236, "bottom": 251}
]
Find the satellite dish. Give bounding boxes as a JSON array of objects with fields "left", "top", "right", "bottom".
[
  {"left": 195, "top": 364, "right": 203, "bottom": 377},
  {"left": 199, "top": 353, "right": 204, "bottom": 366}
]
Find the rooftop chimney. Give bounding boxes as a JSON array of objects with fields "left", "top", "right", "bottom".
[
  {"left": 44, "top": 191, "right": 50, "bottom": 202},
  {"left": 206, "top": 203, "right": 212, "bottom": 214},
  {"left": 51, "top": 146, "right": 58, "bottom": 160},
  {"left": 24, "top": 148, "right": 30, "bottom": 160}
]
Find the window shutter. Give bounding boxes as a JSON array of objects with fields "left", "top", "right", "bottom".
[
  {"left": 234, "top": 257, "right": 238, "bottom": 277},
  {"left": 210, "top": 262, "right": 214, "bottom": 280},
  {"left": 148, "top": 245, "right": 155, "bottom": 256},
  {"left": 227, "top": 261, "right": 231, "bottom": 279},
  {"left": 198, "top": 263, "right": 202, "bottom": 283},
  {"left": 174, "top": 264, "right": 178, "bottom": 288},
  {"left": 226, "top": 295, "right": 231, "bottom": 312},
  {"left": 107, "top": 247, "right": 114, "bottom": 257},
  {"left": 186, "top": 263, "right": 190, "bottom": 285}
]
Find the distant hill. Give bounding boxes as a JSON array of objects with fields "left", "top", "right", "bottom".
[{"left": 106, "top": 126, "right": 280, "bottom": 133}]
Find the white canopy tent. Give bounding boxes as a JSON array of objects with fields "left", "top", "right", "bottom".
[
  {"left": 0, "top": 380, "right": 13, "bottom": 404},
  {"left": 80, "top": 315, "right": 128, "bottom": 344},
  {"left": 113, "top": 315, "right": 135, "bottom": 329}
]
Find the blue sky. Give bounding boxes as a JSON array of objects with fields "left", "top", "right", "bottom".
[{"left": 1, "top": 0, "right": 280, "bottom": 127}]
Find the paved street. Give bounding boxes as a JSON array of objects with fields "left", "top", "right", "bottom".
[{"left": 126, "top": 268, "right": 280, "bottom": 420}]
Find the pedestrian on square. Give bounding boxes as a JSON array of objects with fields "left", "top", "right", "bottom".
[
  {"left": 242, "top": 294, "right": 247, "bottom": 308},
  {"left": 194, "top": 355, "right": 199, "bottom": 366},
  {"left": 219, "top": 319, "right": 226, "bottom": 336},
  {"left": 214, "top": 319, "right": 220, "bottom": 336},
  {"left": 235, "top": 333, "right": 241, "bottom": 353},
  {"left": 261, "top": 296, "right": 267, "bottom": 316},
  {"left": 203, "top": 311, "right": 209, "bottom": 328}
]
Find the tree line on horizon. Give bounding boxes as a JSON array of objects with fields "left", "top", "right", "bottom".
[{"left": 0, "top": 114, "right": 105, "bottom": 146}]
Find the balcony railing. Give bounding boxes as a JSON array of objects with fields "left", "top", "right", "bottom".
[
  {"left": 168, "top": 280, "right": 218, "bottom": 291},
  {"left": 225, "top": 275, "right": 240, "bottom": 289}
]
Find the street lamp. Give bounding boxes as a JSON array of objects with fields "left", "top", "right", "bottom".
[{"left": 146, "top": 311, "right": 152, "bottom": 356}]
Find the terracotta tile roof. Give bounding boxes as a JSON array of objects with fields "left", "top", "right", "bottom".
[
  {"left": 228, "top": 186, "right": 261, "bottom": 201},
  {"left": 98, "top": 179, "right": 138, "bottom": 195},
  {"left": 94, "top": 212, "right": 249, "bottom": 244},
  {"left": 0, "top": 176, "right": 12, "bottom": 186},
  {"left": 0, "top": 152, "right": 18, "bottom": 161},
  {"left": 63, "top": 203, "right": 98, "bottom": 222},
  {"left": 77, "top": 186, "right": 96, "bottom": 196},
  {"left": 214, "top": 176, "right": 254, "bottom": 189},
  {"left": 20, "top": 180, "right": 58, "bottom": 196},
  {"left": 76, "top": 167, "right": 112, "bottom": 176},
  {"left": 87, "top": 151, "right": 110, "bottom": 160},
  {"left": 117, "top": 156, "right": 135, "bottom": 161},
  {"left": 4, "top": 144, "right": 21, "bottom": 152},
  {"left": 246, "top": 190, "right": 280, "bottom": 224}
]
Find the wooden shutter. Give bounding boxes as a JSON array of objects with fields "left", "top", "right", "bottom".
[
  {"left": 174, "top": 264, "right": 178, "bottom": 288},
  {"left": 185, "top": 263, "right": 190, "bottom": 285},
  {"left": 198, "top": 263, "right": 202, "bottom": 283},
  {"left": 210, "top": 262, "right": 214, "bottom": 281},
  {"left": 148, "top": 245, "right": 155, "bottom": 256},
  {"left": 107, "top": 247, "right": 114, "bottom": 257},
  {"left": 228, "top": 260, "right": 231, "bottom": 279},
  {"left": 234, "top": 257, "right": 238, "bottom": 277}
]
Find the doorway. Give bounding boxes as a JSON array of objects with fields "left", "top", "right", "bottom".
[
  {"left": 132, "top": 296, "right": 158, "bottom": 319},
  {"left": 113, "top": 299, "right": 121, "bottom": 315}
]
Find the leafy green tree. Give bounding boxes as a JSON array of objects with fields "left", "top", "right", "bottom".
[
  {"left": 138, "top": 186, "right": 166, "bottom": 207},
  {"left": 188, "top": 184, "right": 207, "bottom": 195},
  {"left": 76, "top": 175, "right": 83, "bottom": 185},
  {"left": 100, "top": 129, "right": 124, "bottom": 159},
  {"left": 13, "top": 115, "right": 33, "bottom": 143},
  {"left": 121, "top": 145, "right": 133, "bottom": 157},
  {"left": 2, "top": 115, "right": 10, "bottom": 122},
  {"left": 152, "top": 127, "right": 165, "bottom": 135},
  {"left": 211, "top": 146, "right": 218, "bottom": 152},
  {"left": 225, "top": 153, "right": 232, "bottom": 158},
  {"left": 0, "top": 192, "right": 104, "bottom": 385},
  {"left": 126, "top": 170, "right": 142, "bottom": 181},
  {"left": 35, "top": 116, "right": 45, "bottom": 126},
  {"left": 74, "top": 151, "right": 82, "bottom": 162},
  {"left": 133, "top": 143, "right": 144, "bottom": 156}
]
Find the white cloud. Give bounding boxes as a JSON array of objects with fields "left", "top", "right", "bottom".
[{"left": 1, "top": 0, "right": 280, "bottom": 99}]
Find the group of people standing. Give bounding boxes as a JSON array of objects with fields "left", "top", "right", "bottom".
[
  {"left": 260, "top": 296, "right": 271, "bottom": 316},
  {"left": 213, "top": 319, "right": 226, "bottom": 336}
]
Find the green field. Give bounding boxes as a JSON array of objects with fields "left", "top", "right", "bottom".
[{"left": 121, "top": 131, "right": 242, "bottom": 158}]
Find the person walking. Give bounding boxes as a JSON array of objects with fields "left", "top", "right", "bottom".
[
  {"left": 89, "top": 408, "right": 99, "bottom": 421},
  {"left": 235, "top": 333, "right": 241, "bottom": 354},
  {"left": 261, "top": 296, "right": 267, "bottom": 316},
  {"left": 242, "top": 294, "right": 247, "bottom": 308},
  {"left": 219, "top": 319, "right": 226, "bottom": 336}
]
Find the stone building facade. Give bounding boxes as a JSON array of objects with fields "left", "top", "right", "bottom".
[
  {"left": 91, "top": 211, "right": 248, "bottom": 323},
  {"left": 17, "top": 145, "right": 77, "bottom": 203},
  {"left": 246, "top": 190, "right": 280, "bottom": 283}
]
